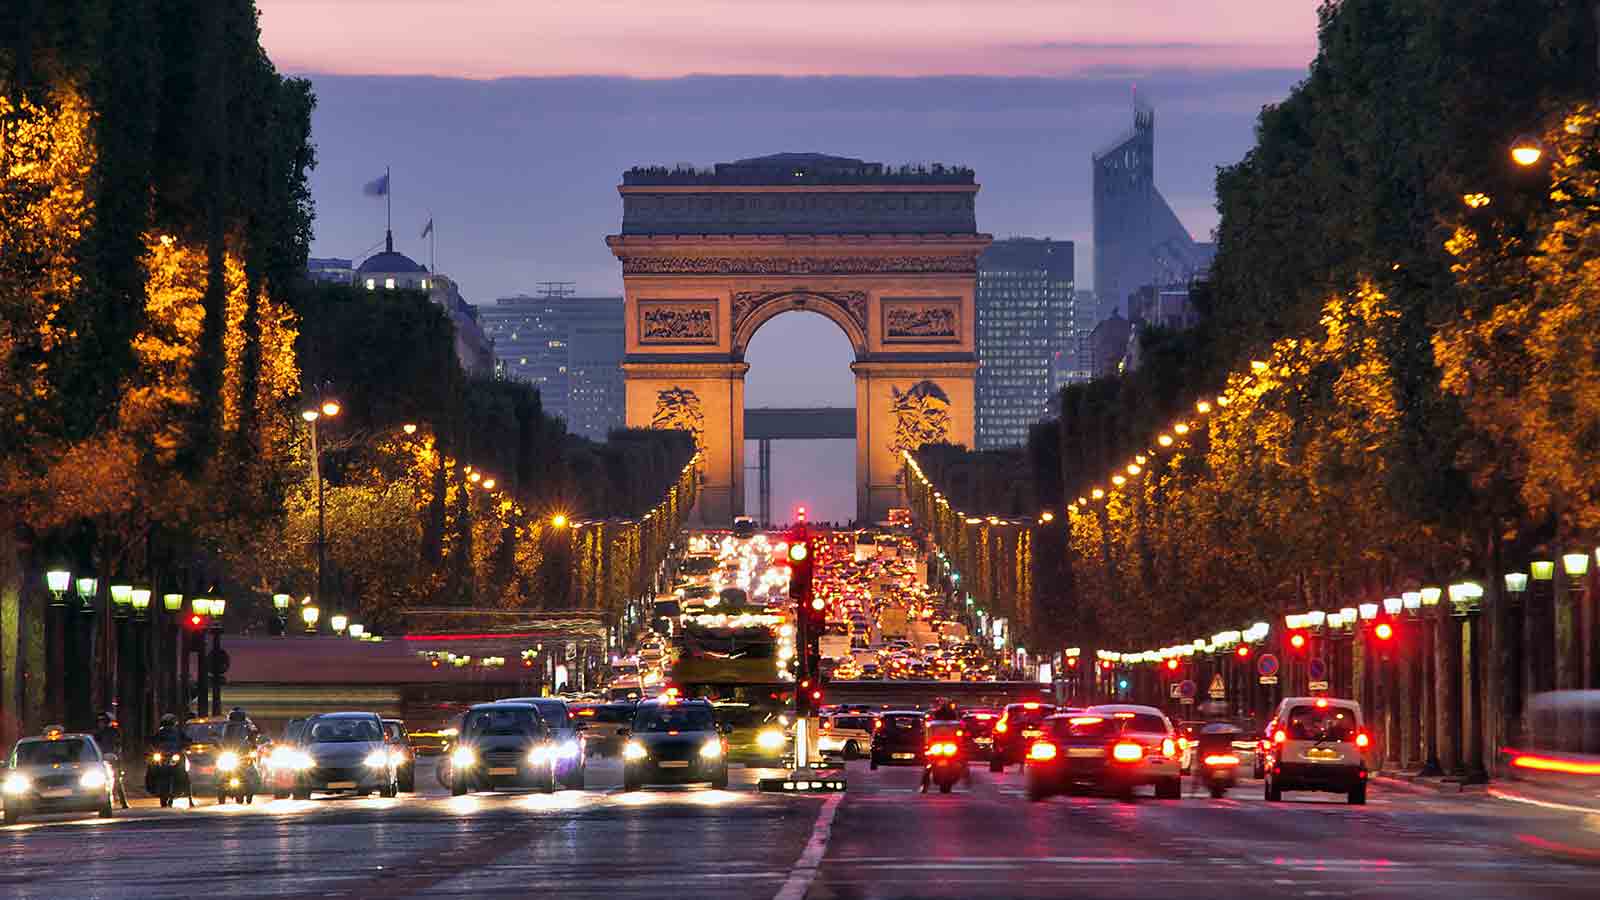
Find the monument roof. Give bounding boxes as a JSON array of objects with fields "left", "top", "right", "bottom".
[
  {"left": 358, "top": 250, "right": 428, "bottom": 275},
  {"left": 623, "top": 153, "right": 975, "bottom": 187}
]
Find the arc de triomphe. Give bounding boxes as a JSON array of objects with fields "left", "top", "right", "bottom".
[{"left": 606, "top": 153, "right": 991, "bottom": 525}]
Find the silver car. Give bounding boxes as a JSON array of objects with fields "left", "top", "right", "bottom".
[{"left": 3, "top": 729, "right": 116, "bottom": 824}]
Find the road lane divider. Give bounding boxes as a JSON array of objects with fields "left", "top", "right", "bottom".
[{"left": 773, "top": 793, "right": 843, "bottom": 900}]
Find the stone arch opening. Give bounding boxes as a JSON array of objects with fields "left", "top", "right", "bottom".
[{"left": 732, "top": 290, "right": 868, "bottom": 359}]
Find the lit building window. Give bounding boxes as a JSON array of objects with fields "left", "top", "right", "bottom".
[
  {"left": 365, "top": 278, "right": 376, "bottom": 290},
  {"left": 384, "top": 277, "right": 396, "bottom": 290}
]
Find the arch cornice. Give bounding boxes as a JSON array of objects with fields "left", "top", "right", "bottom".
[{"left": 731, "top": 290, "right": 868, "bottom": 356}]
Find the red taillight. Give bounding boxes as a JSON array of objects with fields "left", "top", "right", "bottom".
[
  {"left": 927, "top": 742, "right": 958, "bottom": 757},
  {"left": 1315, "top": 698, "right": 1328, "bottom": 708},
  {"left": 822, "top": 719, "right": 832, "bottom": 730},
  {"left": 1203, "top": 754, "right": 1240, "bottom": 767},
  {"left": 1112, "top": 742, "right": 1143, "bottom": 762},
  {"left": 1028, "top": 742, "right": 1057, "bottom": 762},
  {"left": 1161, "top": 738, "right": 1176, "bottom": 757},
  {"left": 995, "top": 719, "right": 1008, "bottom": 734},
  {"left": 1273, "top": 730, "right": 1287, "bottom": 744},
  {"left": 1355, "top": 732, "right": 1370, "bottom": 749}
]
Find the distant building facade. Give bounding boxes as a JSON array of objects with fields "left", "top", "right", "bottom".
[
  {"left": 341, "top": 235, "right": 495, "bottom": 377},
  {"left": 975, "top": 238, "right": 1076, "bottom": 448},
  {"left": 476, "top": 294, "right": 626, "bottom": 440},
  {"left": 307, "top": 257, "right": 354, "bottom": 284},
  {"left": 1092, "top": 103, "right": 1215, "bottom": 319}
]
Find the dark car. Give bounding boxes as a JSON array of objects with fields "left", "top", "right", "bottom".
[
  {"left": 573, "top": 703, "right": 635, "bottom": 755},
  {"left": 959, "top": 709, "right": 999, "bottom": 759},
  {"left": 449, "top": 703, "right": 558, "bottom": 795},
  {"left": 989, "top": 702, "right": 1057, "bottom": 772},
  {"left": 1024, "top": 706, "right": 1182, "bottom": 802},
  {"left": 621, "top": 698, "right": 729, "bottom": 790},
  {"left": 381, "top": 719, "right": 416, "bottom": 793},
  {"left": 294, "top": 712, "right": 398, "bottom": 799},
  {"left": 869, "top": 710, "right": 926, "bottom": 769},
  {"left": 503, "top": 696, "right": 587, "bottom": 789}
]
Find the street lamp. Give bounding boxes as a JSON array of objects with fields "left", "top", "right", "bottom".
[
  {"left": 109, "top": 583, "right": 133, "bottom": 619},
  {"left": 348, "top": 623, "right": 366, "bottom": 639},
  {"left": 130, "top": 588, "right": 151, "bottom": 619},
  {"left": 302, "top": 604, "right": 320, "bottom": 633},
  {"left": 1358, "top": 602, "right": 1379, "bottom": 622},
  {"left": 74, "top": 576, "right": 97, "bottom": 612},
  {"left": 162, "top": 593, "right": 183, "bottom": 613},
  {"left": 192, "top": 597, "right": 212, "bottom": 618},
  {"left": 331, "top": 613, "right": 348, "bottom": 635},
  {"left": 1562, "top": 553, "right": 1590, "bottom": 580},
  {"left": 302, "top": 387, "right": 341, "bottom": 618},
  {"left": 1402, "top": 591, "right": 1422, "bottom": 617},
  {"left": 45, "top": 569, "right": 70, "bottom": 607},
  {"left": 1382, "top": 597, "right": 1403, "bottom": 617},
  {"left": 1510, "top": 135, "right": 1543, "bottom": 167}
]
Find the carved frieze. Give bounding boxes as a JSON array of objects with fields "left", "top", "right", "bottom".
[
  {"left": 650, "top": 386, "right": 705, "bottom": 448},
  {"left": 888, "top": 380, "right": 952, "bottom": 457},
  {"left": 731, "top": 290, "right": 867, "bottom": 338},
  {"left": 619, "top": 255, "right": 977, "bottom": 276},
  {"left": 638, "top": 300, "right": 717, "bottom": 345},
  {"left": 882, "top": 298, "right": 961, "bottom": 343}
]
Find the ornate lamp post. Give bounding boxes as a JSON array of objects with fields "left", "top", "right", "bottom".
[
  {"left": 45, "top": 569, "right": 70, "bottom": 607},
  {"left": 1449, "top": 581, "right": 1488, "bottom": 782},
  {"left": 302, "top": 390, "right": 341, "bottom": 616},
  {"left": 272, "top": 593, "right": 291, "bottom": 637},
  {"left": 1503, "top": 571, "right": 1529, "bottom": 746},
  {"left": 330, "top": 613, "right": 348, "bottom": 636},
  {"left": 302, "top": 604, "right": 320, "bottom": 635},
  {"left": 1565, "top": 553, "right": 1593, "bottom": 691}
]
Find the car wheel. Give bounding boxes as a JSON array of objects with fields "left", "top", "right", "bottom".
[
  {"left": 1265, "top": 776, "right": 1282, "bottom": 802},
  {"left": 99, "top": 794, "right": 115, "bottom": 817},
  {"left": 274, "top": 790, "right": 289, "bottom": 800},
  {"left": 400, "top": 768, "right": 415, "bottom": 794},
  {"left": 564, "top": 766, "right": 584, "bottom": 791},
  {"left": 1348, "top": 784, "right": 1367, "bottom": 805},
  {"left": 217, "top": 791, "right": 227, "bottom": 805},
  {"left": 869, "top": 755, "right": 879, "bottom": 771},
  {"left": 1025, "top": 774, "right": 1051, "bottom": 802},
  {"left": 711, "top": 768, "right": 729, "bottom": 790},
  {"left": 1156, "top": 777, "right": 1181, "bottom": 800},
  {"left": 844, "top": 741, "right": 860, "bottom": 760},
  {"left": 451, "top": 776, "right": 468, "bottom": 797},
  {"left": 292, "top": 787, "right": 311, "bottom": 801},
  {"left": 1117, "top": 784, "right": 1136, "bottom": 803},
  {"left": 623, "top": 774, "right": 641, "bottom": 792},
  {"left": 989, "top": 758, "right": 1003, "bottom": 774},
  {"left": 938, "top": 780, "right": 953, "bottom": 794},
  {"left": 1209, "top": 784, "right": 1226, "bottom": 799}
]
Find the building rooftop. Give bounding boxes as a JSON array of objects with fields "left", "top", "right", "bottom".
[
  {"left": 358, "top": 250, "right": 427, "bottom": 275},
  {"left": 623, "top": 152, "right": 975, "bottom": 187}
]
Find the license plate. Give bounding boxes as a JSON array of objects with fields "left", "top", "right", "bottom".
[
  {"left": 1023, "top": 730, "right": 1041, "bottom": 738},
  {"left": 197, "top": 766, "right": 215, "bottom": 775},
  {"left": 892, "top": 752, "right": 915, "bottom": 760},
  {"left": 488, "top": 767, "right": 518, "bottom": 776},
  {"left": 1067, "top": 747, "right": 1105, "bottom": 758},
  {"left": 976, "top": 737, "right": 992, "bottom": 745},
  {"left": 659, "top": 760, "right": 690, "bottom": 768},
  {"left": 40, "top": 788, "right": 73, "bottom": 799},
  {"left": 328, "top": 781, "right": 358, "bottom": 789},
  {"left": 1305, "top": 749, "right": 1341, "bottom": 762}
]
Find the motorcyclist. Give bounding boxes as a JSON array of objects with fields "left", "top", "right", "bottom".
[
  {"left": 152, "top": 713, "right": 186, "bottom": 749},
  {"left": 95, "top": 711, "right": 129, "bottom": 809}
]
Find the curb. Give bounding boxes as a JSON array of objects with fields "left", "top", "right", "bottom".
[{"left": 1374, "top": 773, "right": 1484, "bottom": 795}]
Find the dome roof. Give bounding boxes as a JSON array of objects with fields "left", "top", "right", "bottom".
[{"left": 358, "top": 250, "right": 427, "bottom": 275}]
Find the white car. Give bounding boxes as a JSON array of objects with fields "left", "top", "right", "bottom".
[
  {"left": 3, "top": 727, "right": 116, "bottom": 824},
  {"left": 817, "top": 713, "right": 875, "bottom": 760},
  {"left": 1263, "top": 696, "right": 1371, "bottom": 804}
]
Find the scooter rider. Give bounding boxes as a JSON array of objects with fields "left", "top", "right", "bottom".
[{"left": 95, "top": 711, "right": 130, "bottom": 809}]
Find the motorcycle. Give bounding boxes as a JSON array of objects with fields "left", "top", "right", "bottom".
[
  {"left": 924, "top": 738, "right": 967, "bottom": 794},
  {"left": 146, "top": 747, "right": 191, "bottom": 808},
  {"left": 214, "top": 747, "right": 261, "bottom": 804},
  {"left": 1194, "top": 723, "right": 1243, "bottom": 799}
]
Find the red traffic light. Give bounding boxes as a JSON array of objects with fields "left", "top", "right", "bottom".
[
  {"left": 1236, "top": 645, "right": 1251, "bottom": 658},
  {"left": 1375, "top": 622, "right": 1394, "bottom": 641},
  {"left": 1289, "top": 633, "right": 1307, "bottom": 650},
  {"left": 188, "top": 614, "right": 204, "bottom": 629},
  {"left": 1166, "top": 659, "right": 1179, "bottom": 671},
  {"left": 795, "top": 506, "right": 807, "bottom": 522}
]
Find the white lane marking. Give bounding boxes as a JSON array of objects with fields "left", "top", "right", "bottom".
[{"left": 773, "top": 793, "right": 843, "bottom": 900}]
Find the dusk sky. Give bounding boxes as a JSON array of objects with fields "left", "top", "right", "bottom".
[{"left": 257, "top": 0, "right": 1321, "bottom": 522}]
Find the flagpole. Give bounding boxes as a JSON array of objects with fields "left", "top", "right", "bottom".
[{"left": 386, "top": 165, "right": 392, "bottom": 240}]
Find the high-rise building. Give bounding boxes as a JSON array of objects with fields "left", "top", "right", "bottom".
[
  {"left": 1092, "top": 102, "right": 1215, "bottom": 318},
  {"left": 975, "top": 238, "right": 1075, "bottom": 448},
  {"left": 476, "top": 294, "right": 625, "bottom": 439}
]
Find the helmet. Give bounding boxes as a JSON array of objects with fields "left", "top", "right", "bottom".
[
  {"left": 227, "top": 707, "right": 249, "bottom": 723},
  {"left": 97, "top": 711, "right": 112, "bottom": 724},
  {"left": 160, "top": 714, "right": 177, "bottom": 726}
]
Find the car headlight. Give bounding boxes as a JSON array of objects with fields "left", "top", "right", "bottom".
[
  {"left": 3, "top": 773, "right": 30, "bottom": 794},
  {"left": 451, "top": 746, "right": 477, "bottom": 768},
  {"left": 623, "top": 741, "right": 648, "bottom": 761},
  {"left": 216, "top": 752, "right": 240, "bottom": 772},
  {"left": 528, "top": 746, "right": 552, "bottom": 766},
  {"left": 757, "top": 728, "right": 785, "bottom": 752},
  {"left": 700, "top": 740, "right": 723, "bottom": 760},
  {"left": 364, "top": 750, "right": 391, "bottom": 769},
  {"left": 389, "top": 750, "right": 406, "bottom": 767},
  {"left": 79, "top": 767, "right": 108, "bottom": 789},
  {"left": 559, "top": 740, "right": 580, "bottom": 759},
  {"left": 149, "top": 751, "right": 164, "bottom": 764}
]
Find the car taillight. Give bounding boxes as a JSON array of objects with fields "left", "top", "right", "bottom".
[
  {"left": 1177, "top": 737, "right": 1188, "bottom": 751},
  {"left": 1355, "top": 732, "right": 1370, "bottom": 748},
  {"left": 1028, "top": 742, "right": 1057, "bottom": 762},
  {"left": 927, "top": 742, "right": 957, "bottom": 757},
  {"left": 1161, "top": 738, "right": 1176, "bottom": 757},
  {"left": 1203, "top": 754, "right": 1240, "bottom": 766},
  {"left": 1273, "top": 730, "right": 1287, "bottom": 744},
  {"left": 994, "top": 720, "right": 1008, "bottom": 734},
  {"left": 1112, "top": 742, "right": 1143, "bottom": 762},
  {"left": 822, "top": 720, "right": 832, "bottom": 731}
]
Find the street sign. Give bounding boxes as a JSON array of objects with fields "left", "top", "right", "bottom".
[
  {"left": 1170, "top": 683, "right": 1183, "bottom": 699},
  {"left": 1257, "top": 653, "right": 1279, "bottom": 677},
  {"left": 1259, "top": 675, "right": 1279, "bottom": 685},
  {"left": 1178, "top": 679, "right": 1197, "bottom": 700},
  {"left": 1207, "top": 673, "right": 1226, "bottom": 699},
  {"left": 1308, "top": 657, "right": 1328, "bottom": 680},
  {"left": 1309, "top": 680, "right": 1330, "bottom": 691}
]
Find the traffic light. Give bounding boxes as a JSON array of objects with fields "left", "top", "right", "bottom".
[
  {"left": 787, "top": 533, "right": 813, "bottom": 600},
  {"left": 1374, "top": 622, "right": 1395, "bottom": 641},
  {"left": 1289, "top": 632, "right": 1307, "bottom": 651},
  {"left": 1166, "top": 658, "right": 1179, "bottom": 672},
  {"left": 1236, "top": 645, "right": 1252, "bottom": 659}
]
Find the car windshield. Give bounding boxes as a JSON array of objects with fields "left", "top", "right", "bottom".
[
  {"left": 833, "top": 716, "right": 873, "bottom": 731},
  {"left": 221, "top": 722, "right": 252, "bottom": 747},
  {"left": 1286, "top": 705, "right": 1358, "bottom": 742},
  {"left": 1056, "top": 716, "right": 1116, "bottom": 739},
  {"left": 383, "top": 723, "right": 404, "bottom": 741},
  {"left": 961, "top": 715, "right": 996, "bottom": 734},
  {"left": 1123, "top": 714, "right": 1169, "bottom": 735},
  {"left": 309, "top": 718, "right": 383, "bottom": 743},
  {"left": 13, "top": 739, "right": 95, "bottom": 766},
  {"left": 882, "top": 715, "right": 923, "bottom": 732},
  {"left": 531, "top": 703, "right": 569, "bottom": 728},
  {"left": 593, "top": 705, "right": 634, "bottom": 724},
  {"left": 465, "top": 708, "right": 544, "bottom": 737},
  {"left": 184, "top": 722, "right": 225, "bottom": 744},
  {"left": 1006, "top": 705, "right": 1055, "bottom": 726},
  {"left": 633, "top": 706, "right": 715, "bottom": 733}
]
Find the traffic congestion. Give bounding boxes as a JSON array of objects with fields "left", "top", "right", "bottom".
[{"left": 5, "top": 521, "right": 1600, "bottom": 899}]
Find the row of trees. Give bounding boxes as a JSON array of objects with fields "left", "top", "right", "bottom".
[{"left": 0, "top": 1, "right": 695, "bottom": 746}]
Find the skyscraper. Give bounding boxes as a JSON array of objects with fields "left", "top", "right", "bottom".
[
  {"left": 1092, "top": 102, "right": 1214, "bottom": 319},
  {"left": 476, "top": 293, "right": 625, "bottom": 439},
  {"left": 975, "top": 238, "right": 1075, "bottom": 449}
]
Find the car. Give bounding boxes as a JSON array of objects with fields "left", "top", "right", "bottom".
[
  {"left": 989, "top": 702, "right": 1058, "bottom": 772},
  {"left": 959, "top": 709, "right": 999, "bottom": 759},
  {"left": 265, "top": 719, "right": 311, "bottom": 799},
  {"left": 449, "top": 703, "right": 559, "bottom": 795},
  {"left": 503, "top": 696, "right": 587, "bottom": 788},
  {"left": 180, "top": 716, "right": 254, "bottom": 801},
  {"left": 621, "top": 698, "right": 730, "bottom": 790},
  {"left": 869, "top": 710, "right": 926, "bottom": 769},
  {"left": 1175, "top": 721, "right": 1208, "bottom": 774},
  {"left": 292, "top": 712, "right": 399, "bottom": 799},
  {"left": 1262, "top": 697, "right": 1371, "bottom": 804},
  {"left": 382, "top": 719, "right": 417, "bottom": 792},
  {"left": 1023, "top": 705, "right": 1182, "bottom": 801},
  {"left": 2, "top": 727, "right": 116, "bottom": 824},
  {"left": 732, "top": 515, "right": 757, "bottom": 538},
  {"left": 572, "top": 702, "right": 635, "bottom": 755},
  {"left": 818, "top": 712, "right": 875, "bottom": 760}
]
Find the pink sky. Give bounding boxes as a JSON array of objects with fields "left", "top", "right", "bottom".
[{"left": 257, "top": 0, "right": 1322, "bottom": 79}]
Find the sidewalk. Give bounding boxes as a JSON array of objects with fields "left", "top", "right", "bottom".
[{"left": 1374, "top": 770, "right": 1488, "bottom": 796}]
